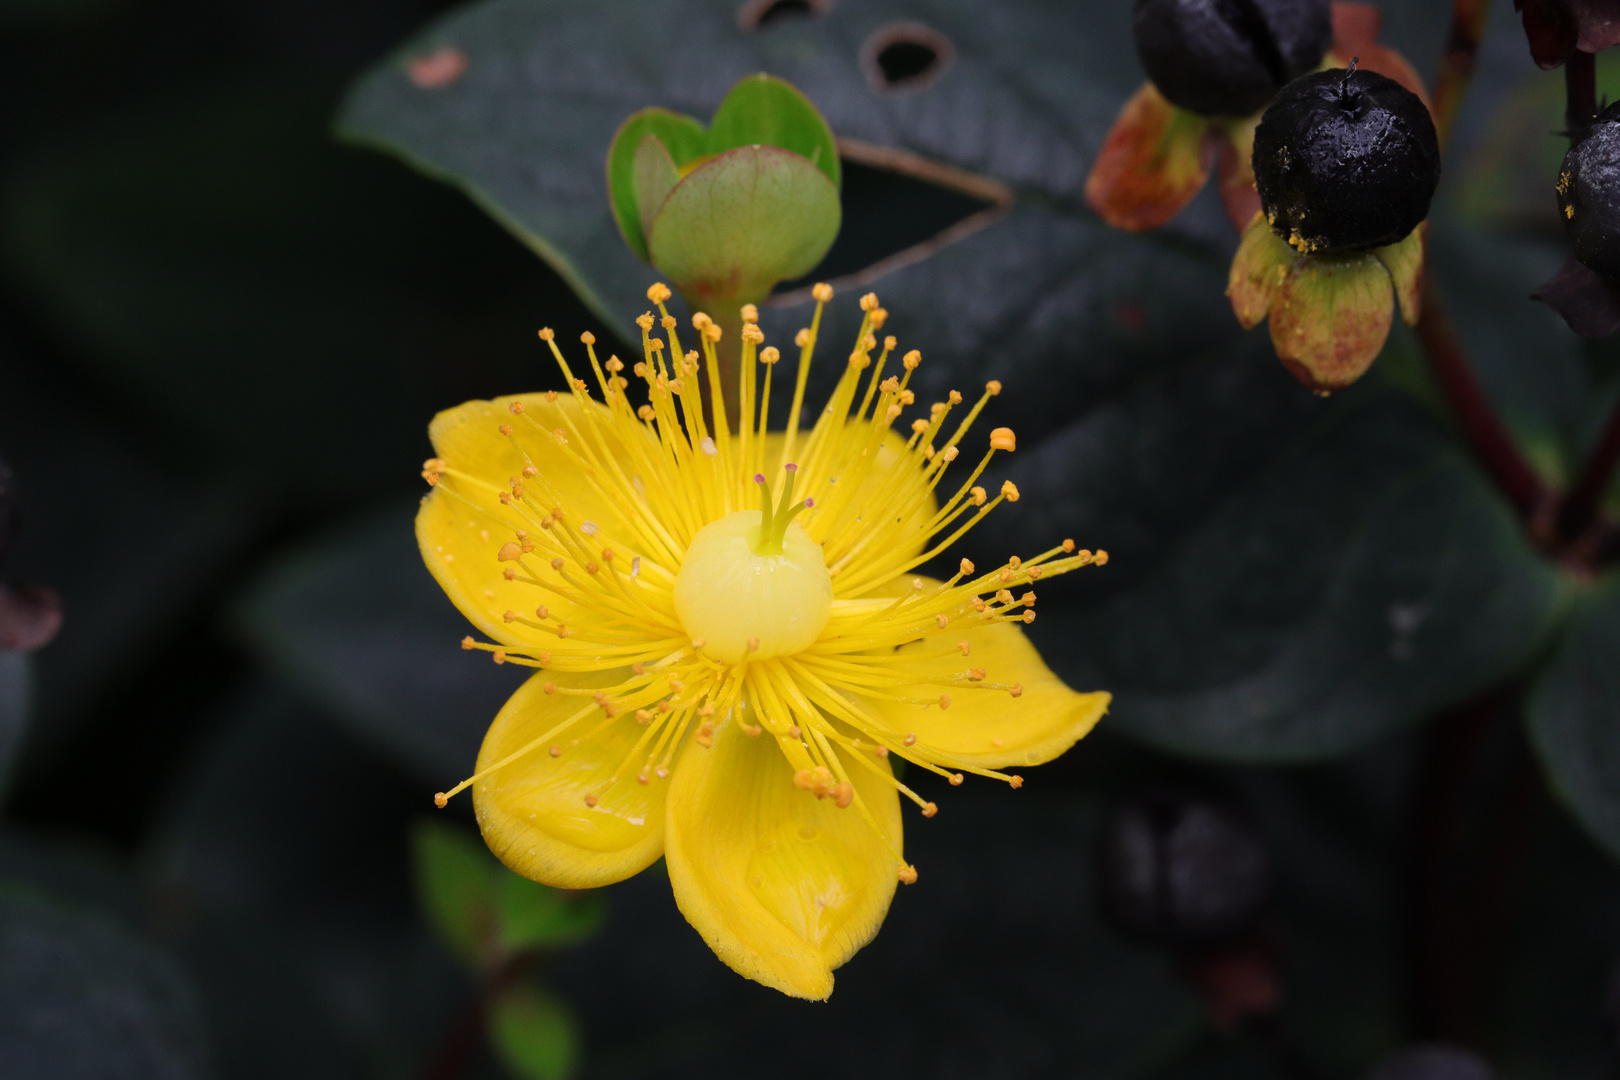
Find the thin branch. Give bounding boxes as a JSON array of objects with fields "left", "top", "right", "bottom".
[
  {"left": 1566, "top": 49, "right": 1598, "bottom": 144},
  {"left": 1558, "top": 394, "right": 1620, "bottom": 543},
  {"left": 1431, "top": 0, "right": 1493, "bottom": 148},
  {"left": 1415, "top": 284, "right": 1549, "bottom": 520}
]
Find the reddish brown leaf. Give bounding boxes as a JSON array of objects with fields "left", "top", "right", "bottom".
[
  {"left": 1533, "top": 252, "right": 1620, "bottom": 337},
  {"left": 1085, "top": 82, "right": 1213, "bottom": 232}
]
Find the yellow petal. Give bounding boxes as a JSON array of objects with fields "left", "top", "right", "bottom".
[
  {"left": 861, "top": 578, "right": 1108, "bottom": 768},
  {"left": 474, "top": 668, "right": 665, "bottom": 889},
  {"left": 663, "top": 707, "right": 902, "bottom": 999},
  {"left": 417, "top": 393, "right": 636, "bottom": 645}
]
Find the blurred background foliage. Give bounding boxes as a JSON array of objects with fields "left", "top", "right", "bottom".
[{"left": 0, "top": 0, "right": 1618, "bottom": 1078}]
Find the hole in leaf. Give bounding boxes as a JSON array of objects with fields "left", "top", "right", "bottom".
[
  {"left": 770, "top": 138, "right": 1010, "bottom": 303},
  {"left": 860, "top": 23, "right": 954, "bottom": 93},
  {"left": 737, "top": 0, "right": 827, "bottom": 32}
]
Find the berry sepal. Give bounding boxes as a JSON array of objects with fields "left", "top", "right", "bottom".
[{"left": 1228, "top": 213, "right": 1424, "bottom": 392}]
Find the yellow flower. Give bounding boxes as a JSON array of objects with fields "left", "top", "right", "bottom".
[{"left": 419, "top": 282, "right": 1110, "bottom": 999}]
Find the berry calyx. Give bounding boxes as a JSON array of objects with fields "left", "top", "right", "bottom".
[
  {"left": 1132, "top": 0, "right": 1332, "bottom": 118},
  {"left": 1557, "top": 101, "right": 1620, "bottom": 281},
  {"left": 1253, "top": 66, "right": 1440, "bottom": 255}
]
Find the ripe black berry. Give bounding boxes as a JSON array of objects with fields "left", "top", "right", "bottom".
[
  {"left": 1133, "top": 0, "right": 1333, "bottom": 118},
  {"left": 1558, "top": 101, "right": 1620, "bottom": 281},
  {"left": 1098, "top": 790, "right": 1271, "bottom": 949},
  {"left": 1253, "top": 68, "right": 1440, "bottom": 254}
]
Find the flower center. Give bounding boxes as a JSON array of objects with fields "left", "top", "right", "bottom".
[{"left": 673, "top": 485, "right": 833, "bottom": 663}]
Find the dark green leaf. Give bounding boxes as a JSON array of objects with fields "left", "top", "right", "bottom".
[
  {"left": 338, "top": 0, "right": 1567, "bottom": 760},
  {"left": 495, "top": 874, "right": 605, "bottom": 953},
  {"left": 235, "top": 499, "right": 527, "bottom": 782},
  {"left": 607, "top": 108, "right": 708, "bottom": 262},
  {"left": 706, "top": 72, "right": 840, "bottom": 187},
  {"left": 149, "top": 684, "right": 463, "bottom": 1080},
  {"left": 649, "top": 145, "right": 840, "bottom": 303},
  {"left": 411, "top": 817, "right": 500, "bottom": 965},
  {"left": 1527, "top": 576, "right": 1620, "bottom": 861},
  {"left": 489, "top": 982, "right": 581, "bottom": 1080},
  {"left": 0, "top": 891, "right": 213, "bottom": 1080}
]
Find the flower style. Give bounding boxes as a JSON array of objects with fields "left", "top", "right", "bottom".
[{"left": 419, "top": 282, "right": 1109, "bottom": 999}]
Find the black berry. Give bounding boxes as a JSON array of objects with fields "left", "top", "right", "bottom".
[
  {"left": 1253, "top": 68, "right": 1440, "bottom": 254},
  {"left": 1558, "top": 101, "right": 1620, "bottom": 281},
  {"left": 1133, "top": 0, "right": 1333, "bottom": 118},
  {"left": 1098, "top": 790, "right": 1271, "bottom": 949}
]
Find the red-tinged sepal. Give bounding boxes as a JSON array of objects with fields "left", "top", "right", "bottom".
[
  {"left": 1533, "top": 252, "right": 1620, "bottom": 338},
  {"left": 1230, "top": 213, "right": 1414, "bottom": 392},
  {"left": 1086, "top": 82, "right": 1214, "bottom": 232},
  {"left": 1214, "top": 117, "right": 1262, "bottom": 230},
  {"left": 1373, "top": 223, "right": 1426, "bottom": 327},
  {"left": 1270, "top": 252, "right": 1396, "bottom": 393},
  {"left": 1226, "top": 212, "right": 1295, "bottom": 329}
]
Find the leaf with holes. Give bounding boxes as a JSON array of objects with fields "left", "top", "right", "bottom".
[{"left": 340, "top": 0, "right": 1568, "bottom": 760}]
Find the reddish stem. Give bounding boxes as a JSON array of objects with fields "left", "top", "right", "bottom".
[
  {"left": 1415, "top": 285, "right": 1549, "bottom": 520},
  {"left": 1566, "top": 49, "right": 1597, "bottom": 143},
  {"left": 1431, "top": 0, "right": 1493, "bottom": 147},
  {"left": 1558, "top": 395, "right": 1620, "bottom": 543}
]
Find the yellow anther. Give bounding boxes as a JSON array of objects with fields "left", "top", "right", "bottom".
[
  {"left": 581, "top": 331, "right": 596, "bottom": 344},
  {"left": 740, "top": 303, "right": 759, "bottom": 322},
  {"left": 910, "top": 419, "right": 929, "bottom": 434},
  {"left": 939, "top": 694, "right": 951, "bottom": 709},
  {"left": 990, "top": 427, "right": 1017, "bottom": 452},
  {"left": 967, "top": 667, "right": 986, "bottom": 681},
  {"left": 941, "top": 446, "right": 959, "bottom": 462},
  {"left": 636, "top": 313, "right": 654, "bottom": 331},
  {"left": 637, "top": 405, "right": 656, "bottom": 421},
  {"left": 502, "top": 610, "right": 516, "bottom": 623},
  {"left": 935, "top": 613, "right": 949, "bottom": 628},
  {"left": 794, "top": 328, "right": 811, "bottom": 347},
  {"left": 958, "top": 641, "right": 971, "bottom": 656},
  {"left": 948, "top": 773, "right": 964, "bottom": 786},
  {"left": 692, "top": 312, "right": 712, "bottom": 330},
  {"left": 705, "top": 324, "right": 722, "bottom": 342},
  {"left": 742, "top": 324, "right": 765, "bottom": 344},
  {"left": 787, "top": 725, "right": 802, "bottom": 738},
  {"left": 899, "top": 389, "right": 915, "bottom": 405},
  {"left": 434, "top": 792, "right": 448, "bottom": 808},
  {"left": 497, "top": 542, "right": 521, "bottom": 561},
  {"left": 812, "top": 282, "right": 833, "bottom": 302},
  {"left": 461, "top": 636, "right": 475, "bottom": 650},
  {"left": 545, "top": 390, "right": 559, "bottom": 402},
  {"left": 1009, "top": 684, "right": 1024, "bottom": 698},
  {"left": 647, "top": 282, "right": 672, "bottom": 303},
  {"left": 870, "top": 308, "right": 888, "bottom": 328},
  {"left": 902, "top": 350, "right": 921, "bottom": 369},
  {"left": 903, "top": 732, "right": 917, "bottom": 746},
  {"left": 1001, "top": 480, "right": 1020, "bottom": 502},
  {"left": 898, "top": 865, "right": 918, "bottom": 884},
  {"left": 538, "top": 327, "right": 555, "bottom": 341},
  {"left": 971, "top": 486, "right": 987, "bottom": 506},
  {"left": 833, "top": 782, "right": 854, "bottom": 808},
  {"left": 649, "top": 338, "right": 665, "bottom": 352},
  {"left": 859, "top": 292, "right": 879, "bottom": 311},
  {"left": 492, "top": 650, "right": 506, "bottom": 664},
  {"left": 636, "top": 709, "right": 653, "bottom": 725},
  {"left": 884, "top": 335, "right": 897, "bottom": 351},
  {"left": 1096, "top": 550, "right": 1110, "bottom": 565},
  {"left": 761, "top": 346, "right": 781, "bottom": 364},
  {"left": 508, "top": 401, "right": 525, "bottom": 415},
  {"left": 985, "top": 379, "right": 1002, "bottom": 395}
]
